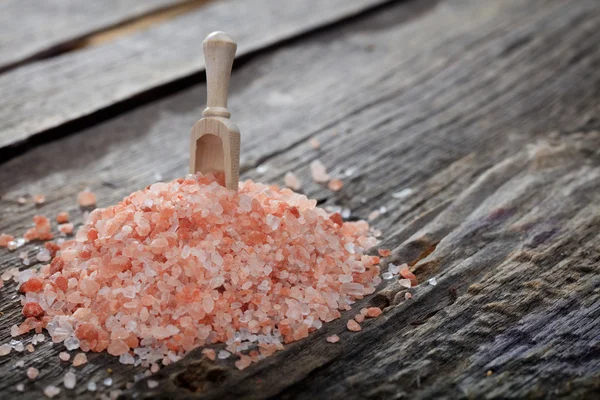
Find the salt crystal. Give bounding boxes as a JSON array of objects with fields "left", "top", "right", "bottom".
[
  {"left": 398, "top": 279, "right": 412, "bottom": 288},
  {"left": 328, "top": 178, "right": 344, "bottom": 192},
  {"left": 87, "top": 381, "right": 97, "bottom": 392},
  {"left": 36, "top": 248, "right": 51, "bottom": 262},
  {"left": 10, "top": 325, "right": 20, "bottom": 337},
  {"left": 389, "top": 263, "right": 400, "bottom": 275},
  {"left": 343, "top": 167, "right": 356, "bottom": 177},
  {"left": 43, "top": 385, "right": 61, "bottom": 398},
  {"left": 14, "top": 342, "right": 24, "bottom": 352},
  {"left": 64, "top": 336, "right": 80, "bottom": 350},
  {"left": 429, "top": 277, "right": 437, "bottom": 286},
  {"left": 368, "top": 210, "right": 380, "bottom": 221},
  {"left": 33, "top": 194, "right": 45, "bottom": 205},
  {"left": 64, "top": 371, "right": 76, "bottom": 389},
  {"left": 326, "top": 335, "right": 340, "bottom": 343},
  {"left": 56, "top": 212, "right": 70, "bottom": 223},
  {"left": 392, "top": 188, "right": 413, "bottom": 200},
  {"left": 59, "top": 352, "right": 70, "bottom": 361},
  {"left": 147, "top": 380, "right": 159, "bottom": 389},
  {"left": 16, "top": 383, "right": 24, "bottom": 392},
  {"left": 218, "top": 350, "right": 231, "bottom": 359},
  {"left": 72, "top": 353, "right": 87, "bottom": 366},
  {"left": 27, "top": 344, "right": 34, "bottom": 352},
  {"left": 382, "top": 272, "right": 393, "bottom": 280},
  {"left": 15, "top": 360, "right": 25, "bottom": 367},
  {"left": 405, "top": 292, "right": 412, "bottom": 300},
  {"left": 78, "top": 190, "right": 97, "bottom": 207},
  {"left": 308, "top": 138, "right": 321, "bottom": 149},
  {"left": 103, "top": 377, "right": 113, "bottom": 386},
  {"left": 0, "top": 344, "right": 11, "bottom": 356},
  {"left": 379, "top": 206, "right": 388, "bottom": 214},
  {"left": 256, "top": 165, "right": 268, "bottom": 174},
  {"left": 27, "top": 367, "right": 39, "bottom": 379},
  {"left": 347, "top": 320, "right": 361, "bottom": 332},
  {"left": 341, "top": 208, "right": 351, "bottom": 219},
  {"left": 120, "top": 353, "right": 135, "bottom": 364},
  {"left": 366, "top": 307, "right": 382, "bottom": 318},
  {"left": 18, "top": 196, "right": 27, "bottom": 204},
  {"left": 284, "top": 172, "right": 302, "bottom": 191},
  {"left": 310, "top": 160, "right": 331, "bottom": 183}
]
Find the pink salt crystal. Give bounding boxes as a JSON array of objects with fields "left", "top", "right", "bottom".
[
  {"left": 33, "top": 194, "right": 45, "bottom": 205},
  {"left": 310, "top": 160, "right": 331, "bottom": 183},
  {"left": 26, "top": 344, "right": 34, "bottom": 352},
  {"left": 0, "top": 344, "right": 11, "bottom": 356},
  {"left": 405, "top": 292, "right": 412, "bottom": 300},
  {"left": 72, "top": 352, "right": 87, "bottom": 366},
  {"left": 77, "top": 190, "right": 96, "bottom": 207},
  {"left": 235, "top": 355, "right": 252, "bottom": 370},
  {"left": 284, "top": 172, "right": 302, "bottom": 191},
  {"left": 328, "top": 178, "right": 344, "bottom": 192},
  {"left": 59, "top": 223, "right": 74, "bottom": 235},
  {"left": 368, "top": 210, "right": 380, "bottom": 221},
  {"left": 56, "top": 212, "right": 70, "bottom": 224},
  {"left": 18, "top": 196, "right": 27, "bottom": 205},
  {"left": 347, "top": 320, "right": 362, "bottom": 332},
  {"left": 308, "top": 138, "right": 321, "bottom": 149},
  {"left": 326, "top": 335, "right": 340, "bottom": 343},
  {"left": 147, "top": 380, "right": 159, "bottom": 389},
  {"left": 0, "top": 233, "right": 14, "bottom": 247},
  {"left": 150, "top": 363, "right": 160, "bottom": 373},
  {"left": 43, "top": 385, "right": 61, "bottom": 398},
  {"left": 354, "top": 314, "right": 365, "bottom": 323},
  {"left": 27, "top": 367, "right": 39, "bottom": 379},
  {"left": 107, "top": 340, "right": 129, "bottom": 356},
  {"left": 202, "top": 348, "right": 216, "bottom": 361},
  {"left": 59, "top": 352, "right": 70, "bottom": 361},
  {"left": 366, "top": 307, "right": 382, "bottom": 318}
]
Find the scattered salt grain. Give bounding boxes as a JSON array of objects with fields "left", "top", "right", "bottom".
[
  {"left": 33, "top": 194, "right": 45, "bottom": 205},
  {"left": 87, "top": 381, "right": 97, "bottom": 392},
  {"left": 147, "top": 380, "right": 159, "bottom": 389},
  {"left": 355, "top": 314, "right": 365, "bottom": 323},
  {"left": 310, "top": 160, "right": 331, "bottom": 183},
  {"left": 368, "top": 210, "right": 380, "bottom": 221},
  {"left": 27, "top": 367, "right": 39, "bottom": 380},
  {"left": 72, "top": 353, "right": 87, "bottom": 367},
  {"left": 399, "top": 279, "right": 412, "bottom": 288},
  {"left": 14, "top": 342, "right": 25, "bottom": 352},
  {"left": 59, "top": 352, "right": 70, "bottom": 361},
  {"left": 26, "top": 344, "right": 35, "bottom": 352},
  {"left": 218, "top": 350, "right": 231, "bottom": 359},
  {"left": 77, "top": 190, "right": 96, "bottom": 207},
  {"left": 64, "top": 371, "right": 76, "bottom": 389},
  {"left": 341, "top": 208, "right": 351, "bottom": 219},
  {"left": 16, "top": 383, "right": 24, "bottom": 392},
  {"left": 326, "top": 335, "right": 340, "bottom": 343},
  {"left": 343, "top": 167, "right": 356, "bottom": 177},
  {"left": 0, "top": 233, "right": 14, "bottom": 247},
  {"left": 64, "top": 336, "right": 80, "bottom": 350},
  {"left": 119, "top": 353, "right": 135, "bottom": 364},
  {"left": 392, "top": 188, "right": 413, "bottom": 200},
  {"left": 202, "top": 348, "right": 216, "bottom": 361},
  {"left": 405, "top": 292, "right": 412, "bottom": 300},
  {"left": 150, "top": 363, "right": 160, "bottom": 373},
  {"left": 56, "top": 212, "right": 70, "bottom": 223},
  {"left": 43, "top": 385, "right": 60, "bottom": 398},
  {"left": 308, "top": 138, "right": 321, "bottom": 149},
  {"left": 328, "top": 178, "right": 343, "bottom": 192},
  {"left": 389, "top": 263, "right": 400, "bottom": 275},
  {"left": 347, "top": 320, "right": 361, "bottom": 332},
  {"left": 284, "top": 172, "right": 302, "bottom": 191},
  {"left": 256, "top": 165, "right": 268, "bottom": 174},
  {"left": 36, "top": 248, "right": 51, "bottom": 262},
  {"left": 10, "top": 324, "right": 20, "bottom": 337},
  {"left": 366, "top": 307, "right": 382, "bottom": 318},
  {"left": 103, "top": 377, "right": 113, "bottom": 386},
  {"left": 429, "top": 277, "right": 438, "bottom": 286},
  {"left": 379, "top": 206, "right": 387, "bottom": 214},
  {"left": 0, "top": 344, "right": 11, "bottom": 356},
  {"left": 15, "top": 360, "right": 25, "bottom": 368},
  {"left": 235, "top": 355, "right": 252, "bottom": 370},
  {"left": 59, "top": 223, "right": 74, "bottom": 235},
  {"left": 382, "top": 272, "right": 393, "bottom": 280}
]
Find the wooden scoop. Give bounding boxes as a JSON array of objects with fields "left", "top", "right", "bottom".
[{"left": 190, "top": 31, "right": 240, "bottom": 191}]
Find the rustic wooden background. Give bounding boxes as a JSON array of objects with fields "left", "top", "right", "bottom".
[{"left": 0, "top": 0, "right": 599, "bottom": 398}]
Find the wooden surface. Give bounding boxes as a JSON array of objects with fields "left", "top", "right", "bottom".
[
  {"left": 1, "top": 0, "right": 599, "bottom": 398},
  {"left": 0, "top": 0, "right": 199, "bottom": 72}
]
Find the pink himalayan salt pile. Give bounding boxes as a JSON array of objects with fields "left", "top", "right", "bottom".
[{"left": 19, "top": 174, "right": 381, "bottom": 366}]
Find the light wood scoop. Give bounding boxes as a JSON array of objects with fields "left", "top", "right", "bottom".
[{"left": 190, "top": 31, "right": 240, "bottom": 191}]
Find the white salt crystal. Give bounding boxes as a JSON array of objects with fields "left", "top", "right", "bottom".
[
  {"left": 0, "top": 344, "right": 11, "bottom": 356},
  {"left": 256, "top": 165, "right": 268, "bottom": 174},
  {"left": 27, "top": 367, "right": 39, "bottom": 379},
  {"left": 429, "top": 277, "right": 438, "bottom": 286},
  {"left": 344, "top": 243, "right": 355, "bottom": 254},
  {"left": 310, "top": 160, "right": 330, "bottom": 183},
  {"left": 284, "top": 172, "right": 302, "bottom": 191},
  {"left": 64, "top": 371, "right": 76, "bottom": 389},
  {"left": 266, "top": 215, "right": 281, "bottom": 231},
  {"left": 147, "top": 379, "right": 159, "bottom": 389},
  {"left": 15, "top": 360, "right": 25, "bottom": 368},
  {"left": 43, "top": 385, "right": 61, "bottom": 398},
  {"left": 389, "top": 264, "right": 400, "bottom": 275},
  {"left": 379, "top": 206, "right": 388, "bottom": 214},
  {"left": 120, "top": 353, "right": 135, "bottom": 365},
  {"left": 87, "top": 381, "right": 97, "bottom": 392},
  {"left": 64, "top": 336, "right": 80, "bottom": 350},
  {"left": 341, "top": 208, "right": 351, "bottom": 219},
  {"left": 217, "top": 350, "right": 231, "bottom": 359},
  {"left": 36, "top": 249, "right": 51, "bottom": 262},
  {"left": 382, "top": 272, "right": 393, "bottom": 280},
  {"left": 16, "top": 383, "right": 24, "bottom": 392},
  {"left": 35, "top": 333, "right": 46, "bottom": 343},
  {"left": 10, "top": 325, "right": 20, "bottom": 337},
  {"left": 14, "top": 342, "right": 24, "bottom": 352},
  {"left": 392, "top": 188, "right": 413, "bottom": 200},
  {"left": 343, "top": 167, "right": 357, "bottom": 177},
  {"left": 103, "top": 377, "right": 113, "bottom": 386},
  {"left": 398, "top": 279, "right": 412, "bottom": 288}
]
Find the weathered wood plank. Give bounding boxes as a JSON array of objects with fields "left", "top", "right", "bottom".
[
  {"left": 0, "top": 0, "right": 391, "bottom": 154},
  {"left": 0, "top": 0, "right": 599, "bottom": 398},
  {"left": 0, "top": 0, "right": 200, "bottom": 71}
]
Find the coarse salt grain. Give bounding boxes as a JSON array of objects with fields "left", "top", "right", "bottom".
[
  {"left": 27, "top": 367, "right": 39, "bottom": 379},
  {"left": 33, "top": 194, "right": 45, "bottom": 205},
  {"left": 56, "top": 212, "right": 70, "bottom": 223},
  {"left": 378, "top": 249, "right": 391, "bottom": 257},
  {"left": 326, "top": 335, "right": 339, "bottom": 343},
  {"left": 0, "top": 344, "right": 11, "bottom": 356},
  {"left": 19, "top": 174, "right": 380, "bottom": 367},
  {"left": 147, "top": 380, "right": 159, "bottom": 389},
  {"left": 73, "top": 353, "right": 87, "bottom": 367},
  {"left": 310, "top": 160, "right": 331, "bottom": 183},
  {"left": 308, "top": 138, "right": 321, "bottom": 149},
  {"left": 328, "top": 178, "right": 343, "bottom": 192},
  {"left": 15, "top": 360, "right": 25, "bottom": 368},
  {"left": 284, "top": 172, "right": 302, "bottom": 191},
  {"left": 405, "top": 292, "right": 412, "bottom": 300},
  {"left": 202, "top": 348, "right": 216, "bottom": 360},
  {"left": 59, "top": 352, "right": 70, "bottom": 361},
  {"left": 16, "top": 383, "right": 24, "bottom": 392},
  {"left": 235, "top": 355, "right": 252, "bottom": 370},
  {"left": 59, "top": 223, "right": 74, "bottom": 235},
  {"left": 365, "top": 307, "right": 382, "bottom": 318},
  {"left": 103, "top": 377, "right": 113, "bottom": 386},
  {"left": 78, "top": 190, "right": 96, "bottom": 207},
  {"left": 0, "top": 233, "right": 14, "bottom": 247},
  {"left": 27, "top": 344, "right": 34, "bottom": 352},
  {"left": 347, "top": 320, "right": 361, "bottom": 332},
  {"left": 429, "top": 277, "right": 438, "bottom": 286},
  {"left": 398, "top": 279, "right": 412, "bottom": 288},
  {"left": 64, "top": 371, "right": 76, "bottom": 389},
  {"left": 43, "top": 385, "right": 61, "bottom": 398},
  {"left": 87, "top": 381, "right": 97, "bottom": 391}
]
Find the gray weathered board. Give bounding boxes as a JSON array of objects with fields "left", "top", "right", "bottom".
[
  {"left": 0, "top": 0, "right": 390, "bottom": 152},
  {"left": 0, "top": 0, "right": 197, "bottom": 71},
  {"left": 0, "top": 0, "right": 599, "bottom": 399}
]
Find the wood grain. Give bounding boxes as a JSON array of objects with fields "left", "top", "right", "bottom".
[
  {"left": 0, "top": 0, "right": 199, "bottom": 72},
  {"left": 0, "top": 0, "right": 599, "bottom": 398},
  {"left": 0, "top": 0, "right": 391, "bottom": 155}
]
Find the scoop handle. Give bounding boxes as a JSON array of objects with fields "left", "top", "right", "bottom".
[{"left": 202, "top": 31, "right": 237, "bottom": 119}]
